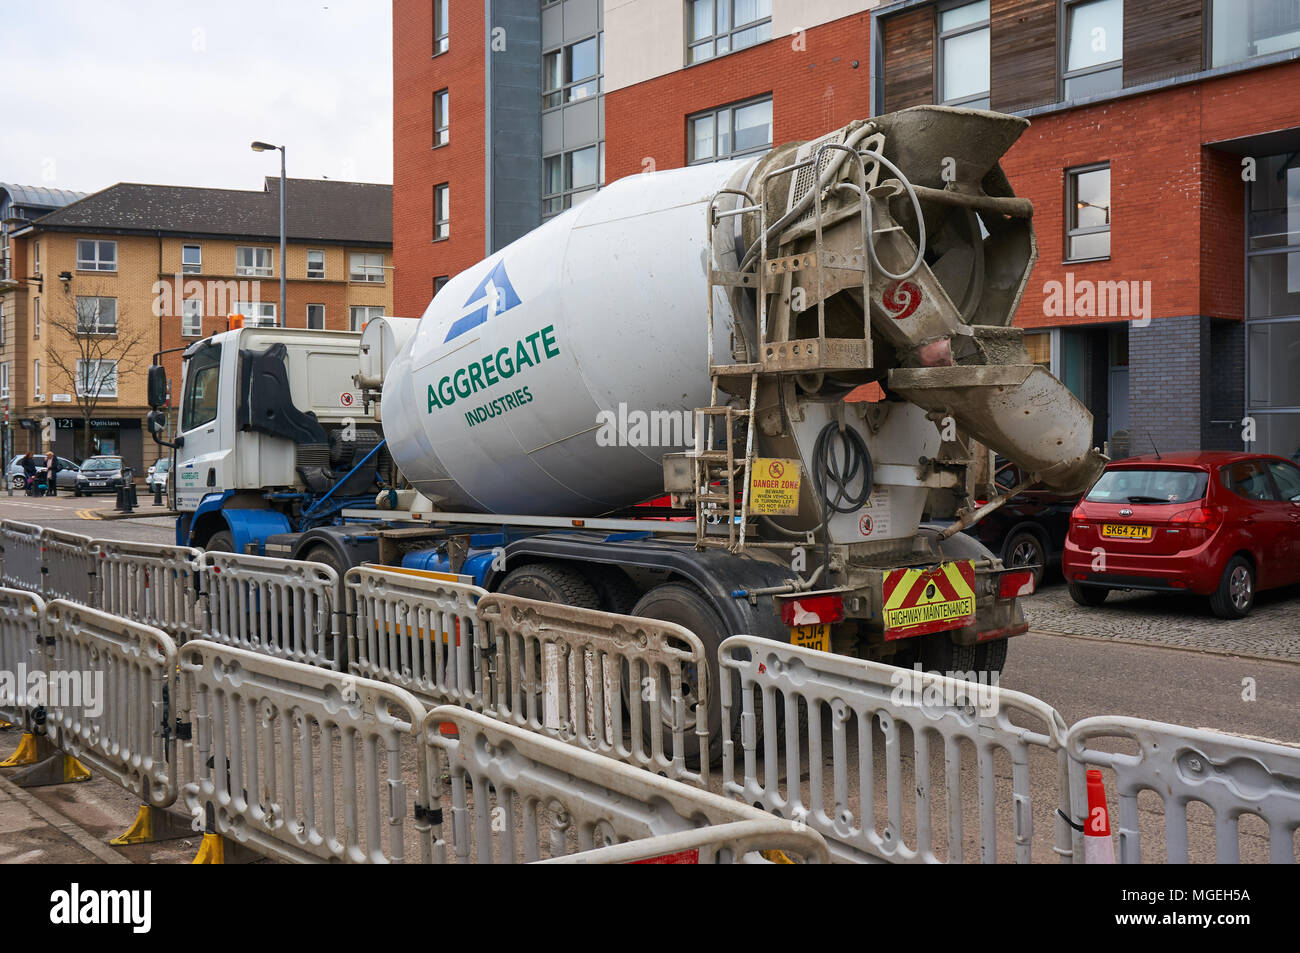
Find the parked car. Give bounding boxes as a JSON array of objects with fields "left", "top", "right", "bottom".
[
  {"left": 962, "top": 458, "right": 1081, "bottom": 587},
  {"left": 6, "top": 454, "right": 80, "bottom": 491},
  {"left": 147, "top": 457, "right": 172, "bottom": 492},
  {"left": 1062, "top": 451, "right": 1300, "bottom": 619},
  {"left": 74, "top": 456, "right": 128, "bottom": 496}
]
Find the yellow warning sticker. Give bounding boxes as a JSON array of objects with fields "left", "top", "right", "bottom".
[
  {"left": 882, "top": 560, "right": 978, "bottom": 637},
  {"left": 749, "top": 458, "right": 801, "bottom": 516}
]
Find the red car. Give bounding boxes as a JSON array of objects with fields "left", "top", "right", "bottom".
[{"left": 1062, "top": 452, "right": 1300, "bottom": 619}]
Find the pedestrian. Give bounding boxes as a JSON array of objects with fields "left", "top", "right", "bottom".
[
  {"left": 44, "top": 451, "right": 60, "bottom": 496},
  {"left": 19, "top": 452, "right": 38, "bottom": 496}
]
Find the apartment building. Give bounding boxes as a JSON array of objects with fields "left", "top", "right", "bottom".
[{"left": 5, "top": 177, "right": 392, "bottom": 471}]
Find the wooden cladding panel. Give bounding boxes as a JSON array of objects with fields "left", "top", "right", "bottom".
[
  {"left": 1124, "top": 0, "right": 1204, "bottom": 86},
  {"left": 990, "top": 0, "right": 1059, "bottom": 111},
  {"left": 882, "top": 7, "right": 936, "bottom": 112}
]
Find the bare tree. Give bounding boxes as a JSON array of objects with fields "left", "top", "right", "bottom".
[{"left": 44, "top": 285, "right": 149, "bottom": 461}]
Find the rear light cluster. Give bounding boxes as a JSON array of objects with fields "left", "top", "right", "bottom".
[
  {"left": 1170, "top": 505, "right": 1223, "bottom": 531},
  {"left": 999, "top": 569, "right": 1035, "bottom": 599},
  {"left": 777, "top": 594, "right": 845, "bottom": 626}
]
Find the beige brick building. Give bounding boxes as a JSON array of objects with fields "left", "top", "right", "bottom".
[{"left": 3, "top": 178, "right": 392, "bottom": 473}]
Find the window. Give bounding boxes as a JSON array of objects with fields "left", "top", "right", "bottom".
[
  {"left": 0, "top": 363, "right": 8, "bottom": 400},
  {"left": 433, "top": 0, "right": 449, "bottom": 54},
  {"left": 33, "top": 241, "right": 40, "bottom": 275},
  {"left": 76, "top": 296, "right": 118, "bottom": 334},
  {"left": 543, "top": 35, "right": 603, "bottom": 108},
  {"left": 1066, "top": 164, "right": 1111, "bottom": 261},
  {"left": 1087, "top": 468, "right": 1209, "bottom": 504},
  {"left": 76, "top": 239, "right": 117, "bottom": 272},
  {"left": 434, "top": 184, "right": 450, "bottom": 240},
  {"left": 306, "top": 249, "right": 325, "bottom": 279},
  {"left": 182, "top": 298, "right": 203, "bottom": 337},
  {"left": 350, "top": 305, "right": 384, "bottom": 332},
  {"left": 33, "top": 297, "right": 40, "bottom": 339},
  {"left": 688, "top": 0, "right": 772, "bottom": 64},
  {"left": 76, "top": 359, "right": 118, "bottom": 399},
  {"left": 307, "top": 304, "right": 325, "bottom": 330},
  {"left": 543, "top": 145, "right": 601, "bottom": 215},
  {"left": 235, "top": 301, "right": 277, "bottom": 326},
  {"left": 182, "top": 343, "right": 221, "bottom": 432},
  {"left": 1212, "top": 0, "right": 1300, "bottom": 67},
  {"left": 235, "top": 246, "right": 273, "bottom": 277},
  {"left": 688, "top": 97, "right": 773, "bottom": 164},
  {"left": 1268, "top": 460, "right": 1300, "bottom": 501},
  {"left": 1221, "top": 460, "right": 1277, "bottom": 501},
  {"left": 0, "top": 301, "right": 5, "bottom": 347},
  {"left": 939, "top": 1, "right": 990, "bottom": 108},
  {"left": 434, "top": 275, "right": 450, "bottom": 296},
  {"left": 1023, "top": 330, "right": 1052, "bottom": 368},
  {"left": 350, "top": 252, "right": 385, "bottom": 283},
  {"left": 434, "top": 89, "right": 449, "bottom": 146},
  {"left": 32, "top": 359, "right": 40, "bottom": 399},
  {"left": 1063, "top": 0, "right": 1123, "bottom": 98},
  {"left": 182, "top": 244, "right": 202, "bottom": 274}
]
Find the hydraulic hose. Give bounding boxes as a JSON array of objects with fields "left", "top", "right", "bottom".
[{"left": 811, "top": 420, "right": 873, "bottom": 578}]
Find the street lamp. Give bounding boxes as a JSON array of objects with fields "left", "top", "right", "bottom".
[{"left": 251, "top": 140, "right": 286, "bottom": 327}]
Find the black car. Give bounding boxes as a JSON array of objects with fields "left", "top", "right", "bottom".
[
  {"left": 961, "top": 459, "right": 1081, "bottom": 586},
  {"left": 74, "top": 456, "right": 128, "bottom": 496}
]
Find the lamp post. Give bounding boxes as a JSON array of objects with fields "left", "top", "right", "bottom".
[{"left": 251, "top": 141, "right": 286, "bottom": 327}]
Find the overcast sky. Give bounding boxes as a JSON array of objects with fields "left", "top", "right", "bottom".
[{"left": 0, "top": 0, "right": 392, "bottom": 195}]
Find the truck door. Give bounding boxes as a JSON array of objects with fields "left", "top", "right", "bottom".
[{"left": 173, "top": 340, "right": 231, "bottom": 510}]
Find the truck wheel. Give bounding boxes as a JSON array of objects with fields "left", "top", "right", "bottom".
[
  {"left": 497, "top": 563, "right": 599, "bottom": 608},
  {"left": 206, "top": 530, "right": 235, "bottom": 553},
  {"left": 627, "top": 582, "right": 727, "bottom": 766},
  {"left": 1209, "top": 556, "right": 1254, "bottom": 620},
  {"left": 1067, "top": 580, "right": 1109, "bottom": 607},
  {"left": 919, "top": 633, "right": 978, "bottom": 674},
  {"left": 977, "top": 638, "right": 1008, "bottom": 675},
  {"left": 303, "top": 545, "right": 349, "bottom": 667},
  {"left": 579, "top": 564, "right": 640, "bottom": 614}
]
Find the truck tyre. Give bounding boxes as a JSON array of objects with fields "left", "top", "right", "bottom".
[
  {"left": 1067, "top": 580, "right": 1109, "bottom": 607},
  {"left": 579, "top": 564, "right": 640, "bottom": 614},
  {"left": 1209, "top": 556, "right": 1254, "bottom": 620},
  {"left": 303, "top": 544, "right": 349, "bottom": 667},
  {"left": 627, "top": 582, "right": 728, "bottom": 766},
  {"left": 497, "top": 563, "right": 599, "bottom": 608},
  {"left": 206, "top": 530, "right": 235, "bottom": 553}
]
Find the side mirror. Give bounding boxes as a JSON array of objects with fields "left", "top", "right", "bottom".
[
  {"left": 147, "top": 365, "right": 168, "bottom": 410},
  {"left": 146, "top": 410, "right": 167, "bottom": 436}
]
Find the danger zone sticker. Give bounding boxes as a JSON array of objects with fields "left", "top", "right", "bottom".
[
  {"left": 882, "top": 560, "right": 977, "bottom": 638},
  {"left": 749, "top": 458, "right": 801, "bottom": 516}
]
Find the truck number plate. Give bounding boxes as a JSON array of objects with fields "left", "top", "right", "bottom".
[{"left": 790, "top": 623, "right": 830, "bottom": 652}]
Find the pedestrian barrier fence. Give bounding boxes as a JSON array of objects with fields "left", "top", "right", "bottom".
[
  {"left": 93, "top": 539, "right": 204, "bottom": 645},
  {"left": 199, "top": 551, "right": 342, "bottom": 670},
  {"left": 41, "top": 528, "right": 97, "bottom": 604},
  {"left": 422, "top": 705, "right": 788, "bottom": 864},
  {"left": 1067, "top": 716, "right": 1300, "bottom": 864},
  {"left": 181, "top": 639, "right": 429, "bottom": 864},
  {"left": 477, "top": 593, "right": 712, "bottom": 787},
  {"left": 40, "top": 599, "right": 180, "bottom": 808},
  {"left": 719, "top": 635, "right": 1072, "bottom": 864},
  {"left": 0, "top": 520, "right": 45, "bottom": 594},
  {"left": 345, "top": 566, "right": 487, "bottom": 712},
  {"left": 538, "top": 817, "right": 830, "bottom": 864},
  {"left": 0, "top": 588, "right": 46, "bottom": 728}
]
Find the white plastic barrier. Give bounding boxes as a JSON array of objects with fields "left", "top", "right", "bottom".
[
  {"left": 1067, "top": 716, "right": 1300, "bottom": 864},
  {"left": 421, "top": 705, "right": 794, "bottom": 864},
  {"left": 93, "top": 539, "right": 204, "bottom": 645},
  {"left": 345, "top": 565, "right": 487, "bottom": 710},
  {"left": 0, "top": 588, "right": 46, "bottom": 727},
  {"left": 538, "top": 818, "right": 830, "bottom": 864},
  {"left": 41, "top": 599, "right": 179, "bottom": 807},
  {"left": 181, "top": 640, "right": 429, "bottom": 864},
  {"left": 0, "top": 520, "right": 44, "bottom": 593},
  {"left": 720, "top": 635, "right": 1071, "bottom": 864},
  {"left": 199, "top": 551, "right": 342, "bottom": 669},
  {"left": 41, "top": 528, "right": 97, "bottom": 604}
]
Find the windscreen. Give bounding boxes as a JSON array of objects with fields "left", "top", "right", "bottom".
[{"left": 1085, "top": 468, "right": 1208, "bottom": 504}]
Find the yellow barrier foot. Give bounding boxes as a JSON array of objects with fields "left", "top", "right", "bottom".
[
  {"left": 191, "top": 833, "right": 227, "bottom": 865},
  {"left": 110, "top": 804, "right": 195, "bottom": 846},
  {"left": 0, "top": 732, "right": 42, "bottom": 767},
  {"left": 0, "top": 719, "right": 14, "bottom": 730},
  {"left": 9, "top": 750, "right": 92, "bottom": 788}
]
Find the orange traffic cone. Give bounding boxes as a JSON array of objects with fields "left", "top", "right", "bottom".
[{"left": 1084, "top": 768, "right": 1116, "bottom": 864}]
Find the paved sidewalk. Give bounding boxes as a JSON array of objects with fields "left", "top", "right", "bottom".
[
  {"left": 1023, "top": 580, "right": 1300, "bottom": 662},
  {"left": 0, "top": 771, "right": 127, "bottom": 864}
]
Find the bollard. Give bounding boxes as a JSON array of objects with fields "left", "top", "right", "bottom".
[{"left": 154, "top": 482, "right": 163, "bottom": 507}]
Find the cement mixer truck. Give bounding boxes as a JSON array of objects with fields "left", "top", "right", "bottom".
[{"left": 146, "top": 105, "right": 1104, "bottom": 743}]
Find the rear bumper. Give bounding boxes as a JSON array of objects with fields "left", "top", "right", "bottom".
[{"left": 1062, "top": 538, "right": 1222, "bottom": 595}]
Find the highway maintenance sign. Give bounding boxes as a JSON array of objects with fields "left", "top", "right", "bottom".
[
  {"left": 749, "top": 458, "right": 801, "bottom": 515},
  {"left": 882, "top": 560, "right": 977, "bottom": 639}
]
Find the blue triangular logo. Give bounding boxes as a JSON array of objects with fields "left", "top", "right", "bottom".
[{"left": 444, "top": 260, "right": 521, "bottom": 342}]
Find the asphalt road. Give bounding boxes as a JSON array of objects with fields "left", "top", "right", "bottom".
[{"left": 1, "top": 494, "right": 1296, "bottom": 864}]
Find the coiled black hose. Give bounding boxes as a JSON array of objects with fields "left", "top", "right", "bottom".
[{"left": 811, "top": 420, "right": 873, "bottom": 577}]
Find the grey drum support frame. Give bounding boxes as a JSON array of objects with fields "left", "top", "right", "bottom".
[
  {"left": 180, "top": 640, "right": 429, "bottom": 864},
  {"left": 1067, "top": 716, "right": 1300, "bottom": 864},
  {"left": 422, "top": 705, "right": 787, "bottom": 864},
  {"left": 199, "top": 551, "right": 342, "bottom": 670},
  {"left": 93, "top": 539, "right": 204, "bottom": 645},
  {"left": 345, "top": 566, "right": 487, "bottom": 711},
  {"left": 41, "top": 599, "right": 179, "bottom": 807},
  {"left": 719, "top": 635, "right": 1072, "bottom": 864},
  {"left": 477, "top": 593, "right": 712, "bottom": 787}
]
